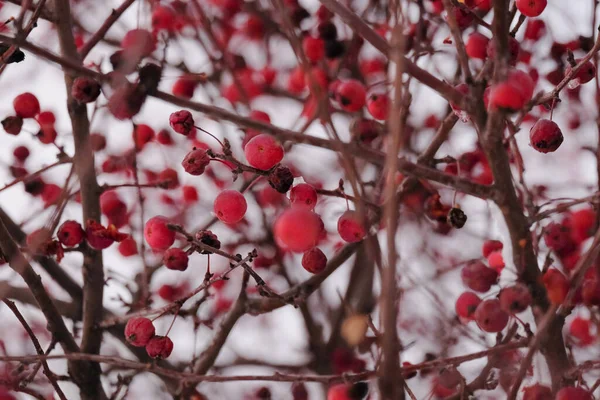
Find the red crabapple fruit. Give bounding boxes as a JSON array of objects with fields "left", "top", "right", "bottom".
[
  {"left": 290, "top": 183, "right": 318, "bottom": 210},
  {"left": 57, "top": 220, "right": 85, "bottom": 247},
  {"left": 163, "top": 248, "right": 189, "bottom": 271},
  {"left": 474, "top": 299, "right": 509, "bottom": 333},
  {"left": 530, "top": 119, "right": 563, "bottom": 153},
  {"left": 144, "top": 216, "right": 175, "bottom": 251},
  {"left": 455, "top": 292, "right": 482, "bottom": 320},
  {"left": 302, "top": 248, "right": 327, "bottom": 273},
  {"left": 145, "top": 335, "right": 173, "bottom": 359},
  {"left": 214, "top": 190, "right": 247, "bottom": 224},
  {"left": 125, "top": 317, "right": 155, "bottom": 347},
  {"left": 13, "top": 93, "right": 40, "bottom": 118},
  {"left": 337, "top": 210, "right": 367, "bottom": 243},
  {"left": 244, "top": 134, "right": 284, "bottom": 170},
  {"left": 335, "top": 80, "right": 366, "bottom": 112},
  {"left": 516, "top": 0, "right": 547, "bottom": 17},
  {"left": 499, "top": 284, "right": 532, "bottom": 314},
  {"left": 274, "top": 208, "right": 323, "bottom": 252}
]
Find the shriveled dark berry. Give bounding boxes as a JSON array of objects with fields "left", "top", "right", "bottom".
[
  {"left": 318, "top": 22, "right": 338, "bottom": 40},
  {"left": 72, "top": 77, "right": 102, "bottom": 103},
  {"left": 348, "top": 382, "right": 369, "bottom": 399},
  {"left": 138, "top": 63, "right": 163, "bottom": 94},
  {"left": 268, "top": 165, "right": 294, "bottom": 193},
  {"left": 325, "top": 40, "right": 345, "bottom": 59},
  {"left": 195, "top": 230, "right": 221, "bottom": 254},
  {"left": 447, "top": 207, "right": 467, "bottom": 228},
  {"left": 0, "top": 44, "right": 25, "bottom": 64},
  {"left": 2, "top": 116, "right": 23, "bottom": 135}
]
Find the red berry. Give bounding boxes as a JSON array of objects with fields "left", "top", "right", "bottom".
[
  {"left": 499, "top": 283, "right": 532, "bottom": 314},
  {"left": 151, "top": 5, "right": 176, "bottom": 32},
  {"left": 157, "top": 129, "right": 173, "bottom": 145},
  {"left": 100, "top": 191, "right": 128, "bottom": 228},
  {"left": 158, "top": 283, "right": 187, "bottom": 302},
  {"left": 487, "top": 250, "right": 505, "bottom": 273},
  {"left": 169, "top": 110, "right": 194, "bottom": 135},
  {"left": 145, "top": 335, "right": 173, "bottom": 359},
  {"left": 172, "top": 76, "right": 197, "bottom": 98},
  {"left": 125, "top": 317, "right": 155, "bottom": 347},
  {"left": 366, "top": 93, "right": 390, "bottom": 120},
  {"left": 182, "top": 148, "right": 210, "bottom": 176},
  {"left": 13, "top": 93, "right": 40, "bottom": 118},
  {"left": 336, "top": 80, "right": 366, "bottom": 112},
  {"left": 214, "top": 190, "right": 247, "bottom": 224},
  {"left": 163, "top": 248, "right": 189, "bottom": 271},
  {"left": 544, "top": 222, "right": 575, "bottom": 253},
  {"left": 133, "top": 124, "right": 155, "bottom": 149},
  {"left": 489, "top": 69, "right": 534, "bottom": 111},
  {"left": 182, "top": 185, "right": 199, "bottom": 203},
  {"left": 90, "top": 133, "right": 107, "bottom": 151},
  {"left": 466, "top": 32, "right": 490, "bottom": 60},
  {"left": 121, "top": 29, "right": 155, "bottom": 57},
  {"left": 487, "top": 36, "right": 520, "bottom": 66},
  {"left": 144, "top": 216, "right": 176, "bottom": 251},
  {"left": 522, "top": 384, "right": 552, "bottom": 400},
  {"left": 158, "top": 168, "right": 179, "bottom": 189},
  {"left": 525, "top": 19, "right": 546, "bottom": 41},
  {"left": 516, "top": 0, "right": 547, "bottom": 17},
  {"left": 337, "top": 210, "right": 366, "bottom": 243},
  {"left": 57, "top": 220, "right": 85, "bottom": 247},
  {"left": 290, "top": 183, "right": 318, "bottom": 210},
  {"left": 542, "top": 268, "right": 570, "bottom": 305},
  {"left": 71, "top": 77, "right": 101, "bottom": 103},
  {"left": 569, "top": 317, "right": 595, "bottom": 346},
  {"left": 86, "top": 220, "right": 115, "bottom": 250},
  {"left": 13, "top": 145, "right": 29, "bottom": 163},
  {"left": 460, "top": 261, "right": 498, "bottom": 292},
  {"left": 455, "top": 291, "right": 482, "bottom": 320},
  {"left": 565, "top": 60, "right": 597, "bottom": 88},
  {"left": 474, "top": 299, "right": 509, "bottom": 333},
  {"left": 482, "top": 239, "right": 503, "bottom": 257},
  {"left": 302, "top": 248, "right": 327, "bottom": 273},
  {"left": 530, "top": 119, "right": 563, "bottom": 153},
  {"left": 2, "top": 116, "right": 23, "bottom": 135},
  {"left": 41, "top": 183, "right": 61, "bottom": 207},
  {"left": 118, "top": 236, "right": 138, "bottom": 257},
  {"left": 244, "top": 134, "right": 284, "bottom": 170},
  {"left": 274, "top": 208, "right": 322, "bottom": 252},
  {"left": 302, "top": 36, "right": 325, "bottom": 62},
  {"left": 555, "top": 387, "right": 593, "bottom": 400},
  {"left": 567, "top": 208, "right": 596, "bottom": 243}
]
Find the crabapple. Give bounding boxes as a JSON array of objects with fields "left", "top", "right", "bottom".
[
  {"left": 474, "top": 299, "right": 509, "bottom": 333},
  {"left": 455, "top": 292, "right": 482, "bottom": 320},
  {"left": 516, "top": 0, "right": 547, "bottom": 17},
  {"left": 460, "top": 261, "right": 498, "bottom": 292},
  {"left": 144, "top": 216, "right": 176, "bottom": 251},
  {"left": 290, "top": 183, "right": 318, "bottom": 210},
  {"left": 337, "top": 210, "right": 367, "bottom": 243},
  {"left": 125, "top": 317, "right": 155, "bottom": 347},
  {"left": 274, "top": 208, "right": 322, "bottom": 252},
  {"left": 244, "top": 134, "right": 284, "bottom": 170},
  {"left": 335, "top": 80, "right": 366, "bottom": 112},
  {"left": 499, "top": 284, "right": 532, "bottom": 314},
  {"left": 163, "top": 248, "right": 189, "bottom": 271},
  {"left": 530, "top": 119, "right": 563, "bottom": 153},
  {"left": 57, "top": 220, "right": 85, "bottom": 247},
  {"left": 145, "top": 335, "right": 173, "bottom": 359},
  {"left": 214, "top": 190, "right": 247, "bottom": 224},
  {"left": 302, "top": 247, "right": 327, "bottom": 273}
]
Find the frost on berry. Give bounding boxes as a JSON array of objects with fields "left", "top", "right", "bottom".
[
  {"left": 337, "top": 210, "right": 367, "bottom": 243},
  {"left": 125, "top": 317, "right": 155, "bottom": 347},
  {"left": 146, "top": 335, "right": 174, "bottom": 359},
  {"left": 169, "top": 110, "right": 195, "bottom": 135},
  {"left": 274, "top": 208, "right": 322, "bottom": 252},
  {"left": 214, "top": 190, "right": 247, "bottom": 224},
  {"left": 144, "top": 216, "right": 176, "bottom": 251},
  {"left": 302, "top": 247, "right": 327, "bottom": 274}
]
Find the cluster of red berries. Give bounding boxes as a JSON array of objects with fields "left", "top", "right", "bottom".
[
  {"left": 2, "top": 93, "right": 58, "bottom": 144},
  {"left": 456, "top": 239, "right": 533, "bottom": 333},
  {"left": 124, "top": 317, "right": 173, "bottom": 359},
  {"left": 25, "top": 219, "right": 128, "bottom": 262}
]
